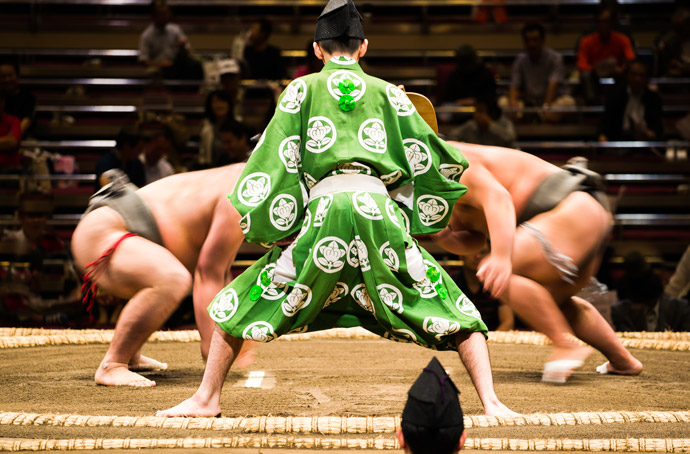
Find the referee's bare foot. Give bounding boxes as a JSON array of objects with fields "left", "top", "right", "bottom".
[
  {"left": 156, "top": 396, "right": 219, "bottom": 418},
  {"left": 95, "top": 361, "right": 156, "bottom": 387},
  {"left": 484, "top": 401, "right": 521, "bottom": 417}
]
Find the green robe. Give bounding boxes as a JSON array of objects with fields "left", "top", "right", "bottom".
[{"left": 210, "top": 56, "right": 487, "bottom": 350}]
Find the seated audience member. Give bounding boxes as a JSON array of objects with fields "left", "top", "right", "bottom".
[
  {"left": 0, "top": 92, "right": 21, "bottom": 172},
  {"left": 451, "top": 243, "right": 514, "bottom": 331},
  {"left": 0, "top": 192, "right": 81, "bottom": 326},
  {"left": 398, "top": 357, "right": 467, "bottom": 454},
  {"left": 443, "top": 44, "right": 497, "bottom": 108},
  {"left": 577, "top": 7, "right": 636, "bottom": 104},
  {"left": 138, "top": 0, "right": 203, "bottom": 80},
  {"left": 611, "top": 261, "right": 690, "bottom": 332},
  {"left": 243, "top": 18, "right": 286, "bottom": 81},
  {"left": 0, "top": 58, "right": 36, "bottom": 137},
  {"left": 449, "top": 96, "right": 516, "bottom": 148},
  {"left": 95, "top": 125, "right": 146, "bottom": 191},
  {"left": 216, "top": 119, "right": 252, "bottom": 166},
  {"left": 598, "top": 60, "right": 663, "bottom": 142},
  {"left": 665, "top": 244, "right": 690, "bottom": 300},
  {"left": 506, "top": 23, "right": 575, "bottom": 123},
  {"left": 655, "top": 7, "right": 690, "bottom": 77},
  {"left": 139, "top": 122, "right": 176, "bottom": 184},
  {"left": 198, "top": 90, "right": 234, "bottom": 168},
  {"left": 217, "top": 59, "right": 244, "bottom": 122}
]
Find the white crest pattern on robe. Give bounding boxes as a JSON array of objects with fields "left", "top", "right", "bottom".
[
  {"left": 313, "top": 195, "right": 333, "bottom": 227},
  {"left": 351, "top": 283, "right": 375, "bottom": 314},
  {"left": 313, "top": 236, "right": 348, "bottom": 273},
  {"left": 242, "top": 321, "right": 277, "bottom": 342},
  {"left": 306, "top": 116, "right": 337, "bottom": 153},
  {"left": 347, "top": 235, "right": 370, "bottom": 271},
  {"left": 282, "top": 283, "right": 312, "bottom": 317},
  {"left": 383, "top": 328, "right": 419, "bottom": 344},
  {"left": 209, "top": 288, "right": 239, "bottom": 323},
  {"left": 269, "top": 194, "right": 298, "bottom": 231},
  {"left": 413, "top": 260, "right": 443, "bottom": 299},
  {"left": 237, "top": 172, "right": 271, "bottom": 207},
  {"left": 379, "top": 241, "right": 400, "bottom": 272},
  {"left": 330, "top": 55, "right": 358, "bottom": 65},
  {"left": 386, "top": 84, "right": 416, "bottom": 116},
  {"left": 377, "top": 283, "right": 404, "bottom": 314},
  {"left": 456, "top": 294, "right": 483, "bottom": 320},
  {"left": 303, "top": 172, "right": 318, "bottom": 189},
  {"left": 358, "top": 118, "right": 387, "bottom": 154},
  {"left": 327, "top": 70, "right": 366, "bottom": 101},
  {"left": 380, "top": 170, "right": 402, "bottom": 186},
  {"left": 333, "top": 161, "right": 372, "bottom": 175},
  {"left": 417, "top": 195, "right": 449, "bottom": 226},
  {"left": 279, "top": 136, "right": 302, "bottom": 173},
  {"left": 257, "top": 264, "right": 288, "bottom": 301},
  {"left": 279, "top": 79, "right": 307, "bottom": 114},
  {"left": 353, "top": 191, "right": 383, "bottom": 220},
  {"left": 323, "top": 282, "right": 349, "bottom": 309},
  {"left": 439, "top": 164, "right": 465, "bottom": 182},
  {"left": 404, "top": 139, "right": 432, "bottom": 176},
  {"left": 240, "top": 213, "right": 251, "bottom": 234},
  {"left": 423, "top": 317, "right": 460, "bottom": 340}
]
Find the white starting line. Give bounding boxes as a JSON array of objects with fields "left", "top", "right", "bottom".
[{"left": 237, "top": 370, "right": 275, "bottom": 389}]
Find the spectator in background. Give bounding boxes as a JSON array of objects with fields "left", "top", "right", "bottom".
[
  {"left": 451, "top": 243, "right": 514, "bottom": 332},
  {"left": 138, "top": 0, "right": 203, "bottom": 80},
  {"left": 611, "top": 253, "right": 690, "bottom": 332},
  {"left": 198, "top": 90, "right": 233, "bottom": 169},
  {"left": 444, "top": 44, "right": 497, "bottom": 107},
  {"left": 217, "top": 59, "right": 244, "bottom": 122},
  {"left": 665, "top": 244, "right": 690, "bottom": 301},
  {"left": 448, "top": 95, "right": 516, "bottom": 148},
  {"left": 293, "top": 41, "right": 322, "bottom": 79},
  {"left": 243, "top": 18, "right": 286, "bottom": 81},
  {"left": 0, "top": 58, "right": 36, "bottom": 137},
  {"left": 216, "top": 119, "right": 252, "bottom": 166},
  {"left": 139, "top": 122, "right": 175, "bottom": 184},
  {"left": 654, "top": 7, "right": 690, "bottom": 77},
  {"left": 598, "top": 60, "right": 663, "bottom": 142},
  {"left": 577, "top": 7, "right": 636, "bottom": 104},
  {"left": 505, "top": 23, "right": 575, "bottom": 123},
  {"left": 95, "top": 125, "right": 146, "bottom": 191},
  {"left": 0, "top": 92, "right": 21, "bottom": 172},
  {"left": 0, "top": 192, "right": 81, "bottom": 326}
]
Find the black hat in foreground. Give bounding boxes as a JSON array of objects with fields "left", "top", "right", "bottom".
[
  {"left": 314, "top": 0, "right": 365, "bottom": 41},
  {"left": 402, "top": 357, "right": 464, "bottom": 431}
]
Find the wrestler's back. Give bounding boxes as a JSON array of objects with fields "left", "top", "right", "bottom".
[
  {"left": 138, "top": 164, "right": 245, "bottom": 270},
  {"left": 452, "top": 142, "right": 559, "bottom": 216}
]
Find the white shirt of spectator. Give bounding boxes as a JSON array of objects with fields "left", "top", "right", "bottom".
[{"left": 139, "top": 23, "right": 187, "bottom": 64}]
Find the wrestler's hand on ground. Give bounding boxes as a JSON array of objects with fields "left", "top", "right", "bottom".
[{"left": 476, "top": 254, "right": 511, "bottom": 298}]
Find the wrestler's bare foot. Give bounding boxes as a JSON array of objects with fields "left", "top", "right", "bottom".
[
  {"left": 234, "top": 341, "right": 259, "bottom": 369},
  {"left": 596, "top": 358, "right": 643, "bottom": 376},
  {"left": 156, "top": 395, "right": 220, "bottom": 418},
  {"left": 129, "top": 354, "right": 168, "bottom": 372},
  {"left": 95, "top": 361, "right": 156, "bottom": 387},
  {"left": 542, "top": 345, "right": 592, "bottom": 384}
]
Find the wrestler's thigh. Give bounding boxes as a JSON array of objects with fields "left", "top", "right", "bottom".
[
  {"left": 512, "top": 192, "right": 610, "bottom": 285},
  {"left": 96, "top": 236, "right": 188, "bottom": 300}
]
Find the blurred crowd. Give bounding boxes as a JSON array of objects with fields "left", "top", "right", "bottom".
[{"left": 1, "top": 0, "right": 689, "bottom": 330}]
